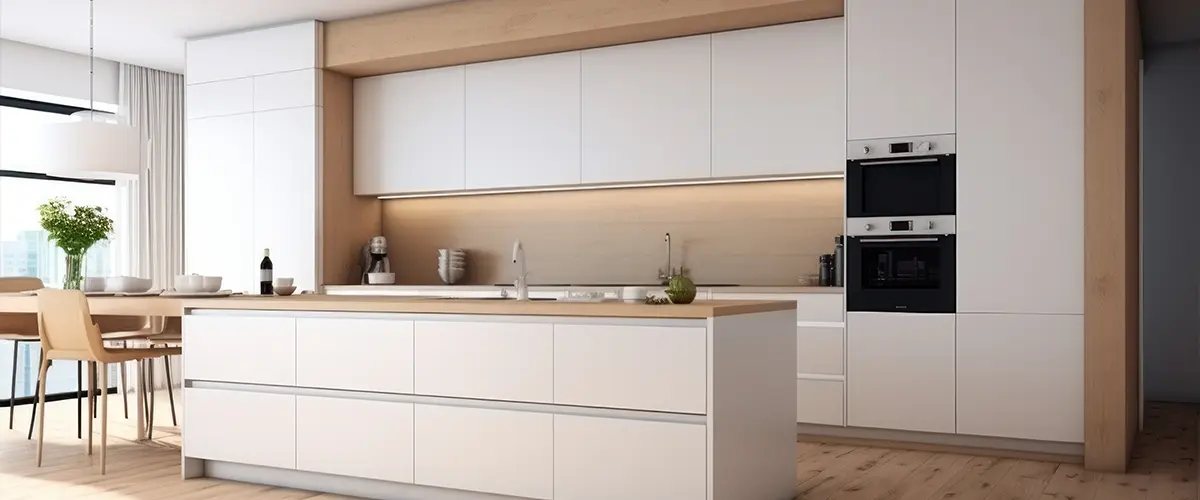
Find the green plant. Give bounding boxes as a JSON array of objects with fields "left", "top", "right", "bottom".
[{"left": 38, "top": 197, "right": 113, "bottom": 255}]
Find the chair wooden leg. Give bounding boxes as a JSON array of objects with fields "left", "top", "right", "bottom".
[
  {"left": 87, "top": 361, "right": 94, "bottom": 455},
  {"left": 34, "top": 357, "right": 49, "bottom": 467},
  {"left": 164, "top": 355, "right": 177, "bottom": 426},
  {"left": 145, "top": 358, "right": 155, "bottom": 440},
  {"left": 119, "top": 360, "right": 128, "bottom": 419},
  {"left": 8, "top": 340, "right": 17, "bottom": 430},
  {"left": 26, "top": 366, "right": 41, "bottom": 440},
  {"left": 76, "top": 360, "right": 82, "bottom": 439},
  {"left": 99, "top": 362, "right": 108, "bottom": 475}
]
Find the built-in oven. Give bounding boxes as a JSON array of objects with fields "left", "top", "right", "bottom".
[
  {"left": 846, "top": 215, "right": 955, "bottom": 314},
  {"left": 846, "top": 134, "right": 956, "bottom": 219}
]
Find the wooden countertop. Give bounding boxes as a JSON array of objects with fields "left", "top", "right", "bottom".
[
  {"left": 179, "top": 295, "right": 796, "bottom": 319},
  {"left": 0, "top": 293, "right": 796, "bottom": 319},
  {"left": 324, "top": 285, "right": 844, "bottom": 295}
]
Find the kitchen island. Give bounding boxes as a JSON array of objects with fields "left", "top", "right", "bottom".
[{"left": 176, "top": 295, "right": 798, "bottom": 500}]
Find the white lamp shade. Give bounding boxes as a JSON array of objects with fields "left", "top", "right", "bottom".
[{"left": 31, "top": 120, "right": 140, "bottom": 179}]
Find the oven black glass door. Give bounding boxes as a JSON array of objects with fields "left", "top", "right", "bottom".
[
  {"left": 846, "top": 155, "right": 956, "bottom": 218},
  {"left": 847, "top": 235, "right": 955, "bottom": 313}
]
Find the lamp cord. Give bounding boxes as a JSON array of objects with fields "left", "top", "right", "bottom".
[{"left": 89, "top": 0, "right": 94, "bottom": 122}]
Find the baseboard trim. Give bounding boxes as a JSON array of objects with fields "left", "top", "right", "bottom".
[
  {"left": 202, "top": 460, "right": 533, "bottom": 500},
  {"left": 796, "top": 424, "right": 1084, "bottom": 464}
]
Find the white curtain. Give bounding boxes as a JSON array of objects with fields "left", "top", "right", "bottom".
[{"left": 118, "top": 64, "right": 184, "bottom": 288}]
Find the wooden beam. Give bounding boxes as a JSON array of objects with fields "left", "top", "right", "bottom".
[
  {"left": 324, "top": 0, "right": 842, "bottom": 76},
  {"left": 1083, "top": 0, "right": 1140, "bottom": 473},
  {"left": 320, "top": 69, "right": 381, "bottom": 285}
]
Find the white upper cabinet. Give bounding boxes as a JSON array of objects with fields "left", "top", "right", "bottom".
[
  {"left": 354, "top": 66, "right": 466, "bottom": 195},
  {"left": 956, "top": 0, "right": 1083, "bottom": 314},
  {"left": 846, "top": 0, "right": 955, "bottom": 139},
  {"left": 465, "top": 52, "right": 582, "bottom": 190},
  {"left": 186, "top": 21, "right": 320, "bottom": 85},
  {"left": 254, "top": 106, "right": 318, "bottom": 291},
  {"left": 253, "top": 69, "right": 318, "bottom": 112},
  {"left": 185, "top": 114, "right": 255, "bottom": 292},
  {"left": 581, "top": 35, "right": 711, "bottom": 184},
  {"left": 712, "top": 20, "right": 845, "bottom": 177},
  {"left": 186, "top": 78, "right": 253, "bottom": 119}
]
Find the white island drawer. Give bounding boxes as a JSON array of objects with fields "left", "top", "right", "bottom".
[
  {"left": 297, "top": 396, "right": 414, "bottom": 483},
  {"left": 183, "top": 315, "right": 296, "bottom": 386},
  {"left": 415, "top": 405, "right": 553, "bottom": 499},
  {"left": 184, "top": 388, "right": 296, "bottom": 469},
  {"left": 798, "top": 326, "right": 844, "bottom": 375},
  {"left": 414, "top": 321, "right": 553, "bottom": 402},
  {"left": 296, "top": 318, "right": 414, "bottom": 393},
  {"left": 554, "top": 415, "right": 706, "bottom": 500},
  {"left": 554, "top": 324, "right": 706, "bottom": 414}
]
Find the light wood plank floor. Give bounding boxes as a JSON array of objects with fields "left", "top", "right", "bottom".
[{"left": 1, "top": 395, "right": 1195, "bottom": 499}]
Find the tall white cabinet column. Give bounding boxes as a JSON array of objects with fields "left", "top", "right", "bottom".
[{"left": 185, "top": 22, "right": 322, "bottom": 293}]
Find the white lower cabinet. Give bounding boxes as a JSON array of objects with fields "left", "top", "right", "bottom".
[
  {"left": 183, "top": 316, "right": 296, "bottom": 386},
  {"left": 554, "top": 415, "right": 706, "bottom": 500},
  {"left": 296, "top": 396, "right": 414, "bottom": 483},
  {"left": 797, "top": 326, "right": 844, "bottom": 375},
  {"left": 296, "top": 318, "right": 414, "bottom": 393},
  {"left": 846, "top": 313, "right": 955, "bottom": 434},
  {"left": 184, "top": 388, "right": 296, "bottom": 470},
  {"left": 554, "top": 324, "right": 706, "bottom": 414},
  {"left": 414, "top": 321, "right": 553, "bottom": 402},
  {"left": 414, "top": 405, "right": 554, "bottom": 499},
  {"left": 797, "top": 379, "right": 844, "bottom": 426},
  {"left": 956, "top": 313, "right": 1084, "bottom": 442}
]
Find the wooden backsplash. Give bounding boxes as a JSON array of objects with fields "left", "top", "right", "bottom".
[{"left": 381, "top": 178, "right": 844, "bottom": 286}]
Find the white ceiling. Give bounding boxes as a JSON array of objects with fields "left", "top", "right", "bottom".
[{"left": 0, "top": 0, "right": 457, "bottom": 73}]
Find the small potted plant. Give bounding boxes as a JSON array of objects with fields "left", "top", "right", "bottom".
[{"left": 38, "top": 197, "right": 113, "bottom": 290}]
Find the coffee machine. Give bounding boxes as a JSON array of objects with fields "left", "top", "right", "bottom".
[{"left": 360, "top": 236, "right": 393, "bottom": 284}]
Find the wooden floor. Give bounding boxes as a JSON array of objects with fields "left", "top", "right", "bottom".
[{"left": 1, "top": 396, "right": 1195, "bottom": 499}]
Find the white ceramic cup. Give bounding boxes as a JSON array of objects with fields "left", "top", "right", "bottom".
[
  {"left": 275, "top": 277, "right": 294, "bottom": 288},
  {"left": 83, "top": 277, "right": 106, "bottom": 293},
  {"left": 174, "top": 274, "right": 204, "bottom": 293},
  {"left": 201, "top": 276, "right": 223, "bottom": 293}
]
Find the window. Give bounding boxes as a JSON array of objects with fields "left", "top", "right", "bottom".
[{"left": 0, "top": 96, "right": 126, "bottom": 407}]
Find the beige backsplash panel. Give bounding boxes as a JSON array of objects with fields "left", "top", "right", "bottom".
[{"left": 381, "top": 179, "right": 844, "bottom": 286}]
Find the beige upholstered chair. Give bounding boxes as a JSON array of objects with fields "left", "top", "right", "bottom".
[{"left": 33, "top": 288, "right": 180, "bottom": 474}]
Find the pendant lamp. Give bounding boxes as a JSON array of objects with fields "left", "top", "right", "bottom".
[{"left": 32, "top": 0, "right": 139, "bottom": 179}]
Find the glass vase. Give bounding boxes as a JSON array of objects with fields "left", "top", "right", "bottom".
[{"left": 63, "top": 252, "right": 85, "bottom": 290}]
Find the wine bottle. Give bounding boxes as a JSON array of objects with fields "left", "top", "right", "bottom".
[{"left": 260, "top": 248, "right": 274, "bottom": 295}]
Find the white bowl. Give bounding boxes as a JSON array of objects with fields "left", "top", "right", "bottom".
[
  {"left": 274, "top": 277, "right": 294, "bottom": 288},
  {"left": 438, "top": 267, "right": 466, "bottom": 284},
  {"left": 174, "top": 274, "right": 205, "bottom": 293},
  {"left": 366, "top": 272, "right": 396, "bottom": 285},
  {"left": 274, "top": 285, "right": 297, "bottom": 296},
  {"left": 84, "top": 277, "right": 107, "bottom": 293},
  {"left": 201, "top": 276, "right": 223, "bottom": 293},
  {"left": 106, "top": 276, "right": 153, "bottom": 293}
]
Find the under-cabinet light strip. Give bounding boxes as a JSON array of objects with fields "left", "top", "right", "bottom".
[{"left": 377, "top": 173, "right": 845, "bottom": 200}]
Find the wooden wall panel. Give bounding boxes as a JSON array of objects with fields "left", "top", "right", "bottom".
[
  {"left": 1083, "top": 0, "right": 1141, "bottom": 473},
  {"left": 381, "top": 179, "right": 844, "bottom": 286},
  {"left": 321, "top": 70, "right": 381, "bottom": 285},
  {"left": 325, "top": 0, "right": 842, "bottom": 76}
]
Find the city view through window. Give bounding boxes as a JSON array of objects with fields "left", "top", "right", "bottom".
[{"left": 0, "top": 103, "right": 123, "bottom": 404}]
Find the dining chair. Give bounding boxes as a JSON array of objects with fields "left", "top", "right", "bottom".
[
  {"left": 0, "top": 277, "right": 43, "bottom": 430},
  {"left": 32, "top": 288, "right": 180, "bottom": 474},
  {"left": 104, "top": 316, "right": 182, "bottom": 437}
]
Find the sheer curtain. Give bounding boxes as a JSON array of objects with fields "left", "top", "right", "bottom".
[{"left": 118, "top": 64, "right": 184, "bottom": 288}]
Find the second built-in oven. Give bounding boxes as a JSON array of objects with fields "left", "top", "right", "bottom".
[{"left": 846, "top": 215, "right": 955, "bottom": 314}]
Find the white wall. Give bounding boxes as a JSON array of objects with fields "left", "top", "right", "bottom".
[{"left": 0, "top": 38, "right": 120, "bottom": 107}]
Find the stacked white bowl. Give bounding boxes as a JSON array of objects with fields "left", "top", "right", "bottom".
[{"left": 438, "top": 249, "right": 466, "bottom": 284}]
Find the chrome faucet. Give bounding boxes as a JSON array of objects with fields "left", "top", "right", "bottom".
[
  {"left": 657, "top": 233, "right": 687, "bottom": 284},
  {"left": 512, "top": 239, "right": 528, "bottom": 301}
]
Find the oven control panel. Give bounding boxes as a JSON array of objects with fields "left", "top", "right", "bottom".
[
  {"left": 849, "top": 215, "right": 956, "bottom": 237},
  {"left": 847, "top": 133, "right": 956, "bottom": 160}
]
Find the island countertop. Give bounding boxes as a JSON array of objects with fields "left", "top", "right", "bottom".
[
  {"left": 0, "top": 293, "right": 797, "bottom": 319},
  {"left": 179, "top": 294, "right": 795, "bottom": 319}
]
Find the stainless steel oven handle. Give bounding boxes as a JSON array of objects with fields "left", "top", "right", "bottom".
[
  {"left": 856, "top": 158, "right": 939, "bottom": 166},
  {"left": 857, "top": 237, "right": 941, "bottom": 243}
]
